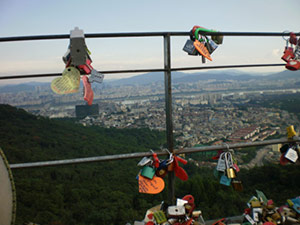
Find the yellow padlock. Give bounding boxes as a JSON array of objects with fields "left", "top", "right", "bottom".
[
  {"left": 287, "top": 125, "right": 297, "bottom": 139},
  {"left": 227, "top": 168, "right": 236, "bottom": 178},
  {"left": 251, "top": 200, "right": 261, "bottom": 208}
]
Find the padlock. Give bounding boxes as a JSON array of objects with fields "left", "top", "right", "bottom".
[
  {"left": 256, "top": 190, "right": 268, "bottom": 204},
  {"left": 252, "top": 208, "right": 262, "bottom": 222},
  {"left": 280, "top": 153, "right": 290, "bottom": 165},
  {"left": 244, "top": 214, "right": 256, "bottom": 225},
  {"left": 78, "top": 59, "right": 93, "bottom": 75},
  {"left": 287, "top": 199, "right": 294, "bottom": 207},
  {"left": 138, "top": 157, "right": 152, "bottom": 166},
  {"left": 193, "top": 31, "right": 212, "bottom": 61},
  {"left": 176, "top": 198, "right": 188, "bottom": 206},
  {"left": 286, "top": 59, "right": 300, "bottom": 71},
  {"left": 89, "top": 69, "right": 104, "bottom": 83},
  {"left": 271, "top": 212, "right": 281, "bottom": 221},
  {"left": 284, "top": 148, "right": 298, "bottom": 163},
  {"left": 289, "top": 32, "right": 298, "bottom": 45},
  {"left": 183, "top": 39, "right": 198, "bottom": 55},
  {"left": 294, "top": 44, "right": 300, "bottom": 59},
  {"left": 282, "top": 48, "right": 295, "bottom": 62},
  {"left": 227, "top": 168, "right": 236, "bottom": 178},
  {"left": 155, "top": 168, "right": 168, "bottom": 178},
  {"left": 220, "top": 174, "right": 231, "bottom": 186},
  {"left": 281, "top": 39, "right": 295, "bottom": 62},
  {"left": 232, "top": 180, "right": 243, "bottom": 192},
  {"left": 293, "top": 203, "right": 300, "bottom": 214},
  {"left": 216, "top": 152, "right": 226, "bottom": 172},
  {"left": 280, "top": 144, "right": 289, "bottom": 154},
  {"left": 141, "top": 166, "right": 156, "bottom": 179},
  {"left": 167, "top": 162, "right": 174, "bottom": 171},
  {"left": 82, "top": 75, "right": 94, "bottom": 106},
  {"left": 250, "top": 200, "right": 261, "bottom": 208},
  {"left": 153, "top": 210, "right": 167, "bottom": 224},
  {"left": 225, "top": 152, "right": 236, "bottom": 178},
  {"left": 287, "top": 125, "right": 297, "bottom": 138},
  {"left": 205, "top": 37, "right": 218, "bottom": 54},
  {"left": 212, "top": 34, "right": 223, "bottom": 45},
  {"left": 194, "top": 39, "right": 212, "bottom": 61},
  {"left": 70, "top": 27, "right": 88, "bottom": 66},
  {"left": 167, "top": 206, "right": 186, "bottom": 218},
  {"left": 233, "top": 163, "right": 240, "bottom": 172}
]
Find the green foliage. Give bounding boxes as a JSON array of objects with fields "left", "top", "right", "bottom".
[{"left": 0, "top": 104, "right": 299, "bottom": 225}]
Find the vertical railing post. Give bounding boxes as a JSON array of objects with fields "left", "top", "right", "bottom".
[{"left": 163, "top": 34, "right": 175, "bottom": 204}]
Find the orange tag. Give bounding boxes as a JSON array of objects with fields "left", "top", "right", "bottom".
[
  {"left": 138, "top": 175, "right": 165, "bottom": 194},
  {"left": 193, "top": 40, "right": 212, "bottom": 61}
]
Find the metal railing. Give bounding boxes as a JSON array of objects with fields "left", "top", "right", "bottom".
[{"left": 1, "top": 30, "right": 300, "bottom": 204}]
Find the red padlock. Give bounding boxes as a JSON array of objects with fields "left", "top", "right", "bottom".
[
  {"left": 82, "top": 75, "right": 94, "bottom": 105},
  {"left": 78, "top": 59, "right": 93, "bottom": 75},
  {"left": 289, "top": 32, "right": 298, "bottom": 45},
  {"left": 281, "top": 48, "right": 295, "bottom": 62},
  {"left": 286, "top": 59, "right": 300, "bottom": 71}
]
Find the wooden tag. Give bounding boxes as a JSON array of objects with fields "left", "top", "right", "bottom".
[
  {"left": 138, "top": 174, "right": 165, "bottom": 194},
  {"left": 51, "top": 67, "right": 80, "bottom": 94},
  {"left": 193, "top": 40, "right": 212, "bottom": 61}
]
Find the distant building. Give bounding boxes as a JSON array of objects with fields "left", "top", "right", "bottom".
[{"left": 75, "top": 104, "right": 99, "bottom": 119}]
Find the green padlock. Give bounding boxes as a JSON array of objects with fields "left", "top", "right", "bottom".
[
  {"left": 153, "top": 210, "right": 167, "bottom": 224},
  {"left": 141, "top": 166, "right": 156, "bottom": 179}
]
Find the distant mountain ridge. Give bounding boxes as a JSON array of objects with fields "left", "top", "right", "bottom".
[
  {"left": 0, "top": 70, "right": 299, "bottom": 93},
  {"left": 108, "top": 69, "right": 300, "bottom": 86}
]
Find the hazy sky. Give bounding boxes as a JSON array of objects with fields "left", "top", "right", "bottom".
[{"left": 0, "top": 0, "right": 300, "bottom": 84}]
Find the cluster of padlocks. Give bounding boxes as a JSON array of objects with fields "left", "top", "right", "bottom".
[
  {"left": 280, "top": 125, "right": 300, "bottom": 165},
  {"left": 281, "top": 32, "right": 300, "bottom": 71},
  {"left": 129, "top": 192, "right": 300, "bottom": 225},
  {"left": 279, "top": 143, "right": 299, "bottom": 165},
  {"left": 213, "top": 150, "right": 243, "bottom": 191},
  {"left": 243, "top": 190, "right": 300, "bottom": 225},
  {"left": 137, "top": 151, "right": 188, "bottom": 194},
  {"left": 182, "top": 25, "right": 223, "bottom": 63},
  {"left": 51, "top": 27, "right": 104, "bottom": 105},
  {"left": 132, "top": 195, "right": 205, "bottom": 225}
]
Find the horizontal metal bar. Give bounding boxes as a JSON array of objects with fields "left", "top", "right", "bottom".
[
  {"left": 0, "top": 63, "right": 286, "bottom": 80},
  {"left": 1, "top": 31, "right": 299, "bottom": 42},
  {"left": 9, "top": 137, "right": 300, "bottom": 169},
  {"left": 171, "top": 63, "right": 286, "bottom": 71}
]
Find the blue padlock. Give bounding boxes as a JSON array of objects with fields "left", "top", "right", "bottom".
[
  {"left": 220, "top": 175, "right": 231, "bottom": 186},
  {"left": 293, "top": 203, "right": 300, "bottom": 214}
]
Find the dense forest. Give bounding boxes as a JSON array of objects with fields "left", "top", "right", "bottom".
[{"left": 0, "top": 104, "right": 299, "bottom": 225}]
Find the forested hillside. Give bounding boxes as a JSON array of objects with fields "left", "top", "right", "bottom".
[{"left": 0, "top": 104, "right": 299, "bottom": 225}]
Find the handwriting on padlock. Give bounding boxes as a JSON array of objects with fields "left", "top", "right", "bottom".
[
  {"left": 194, "top": 40, "right": 212, "bottom": 61},
  {"left": 138, "top": 174, "right": 165, "bottom": 194}
]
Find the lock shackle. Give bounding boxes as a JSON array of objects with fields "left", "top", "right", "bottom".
[
  {"left": 194, "top": 28, "right": 204, "bottom": 42},
  {"left": 194, "top": 27, "right": 216, "bottom": 40}
]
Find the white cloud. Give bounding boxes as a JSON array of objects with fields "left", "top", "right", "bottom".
[{"left": 272, "top": 48, "right": 281, "bottom": 57}]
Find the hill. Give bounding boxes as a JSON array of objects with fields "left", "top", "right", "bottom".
[
  {"left": 0, "top": 104, "right": 299, "bottom": 225},
  {"left": 1, "top": 70, "right": 300, "bottom": 93}
]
